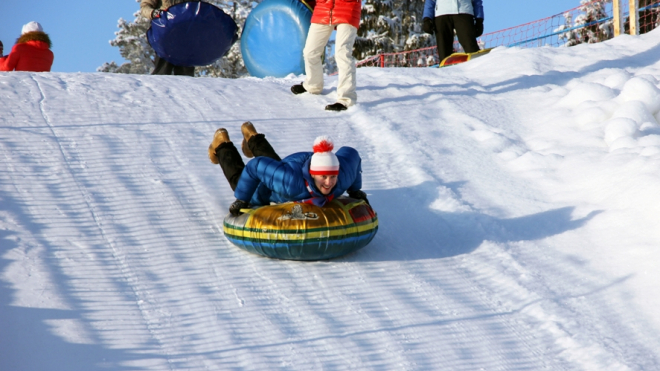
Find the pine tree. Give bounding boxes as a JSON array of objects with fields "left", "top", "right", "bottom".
[
  {"left": 99, "top": 0, "right": 256, "bottom": 78},
  {"left": 556, "top": 0, "right": 613, "bottom": 46},
  {"left": 195, "top": 0, "right": 254, "bottom": 77},
  {"left": 355, "top": 0, "right": 434, "bottom": 61},
  {"left": 98, "top": 5, "right": 153, "bottom": 74},
  {"left": 324, "top": 41, "right": 337, "bottom": 74}
]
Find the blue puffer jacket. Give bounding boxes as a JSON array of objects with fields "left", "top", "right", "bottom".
[
  {"left": 423, "top": 0, "right": 484, "bottom": 20},
  {"left": 234, "top": 147, "right": 363, "bottom": 207}
]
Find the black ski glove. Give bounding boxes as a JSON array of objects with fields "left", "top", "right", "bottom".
[
  {"left": 474, "top": 18, "right": 484, "bottom": 37},
  {"left": 422, "top": 17, "right": 435, "bottom": 35},
  {"left": 348, "top": 190, "right": 370, "bottom": 206},
  {"left": 229, "top": 199, "right": 249, "bottom": 216}
]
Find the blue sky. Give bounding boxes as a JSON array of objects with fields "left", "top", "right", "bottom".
[{"left": 1, "top": 0, "right": 584, "bottom": 73}]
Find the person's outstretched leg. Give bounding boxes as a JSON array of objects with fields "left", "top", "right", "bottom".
[
  {"left": 240, "top": 122, "right": 281, "bottom": 161},
  {"left": 248, "top": 134, "right": 281, "bottom": 161},
  {"left": 208, "top": 128, "right": 245, "bottom": 191}
]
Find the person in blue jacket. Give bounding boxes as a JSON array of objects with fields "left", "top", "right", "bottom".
[
  {"left": 208, "top": 122, "right": 369, "bottom": 216},
  {"left": 422, "top": 0, "right": 484, "bottom": 63}
]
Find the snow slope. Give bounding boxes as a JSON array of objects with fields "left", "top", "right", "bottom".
[{"left": 2, "top": 29, "right": 660, "bottom": 371}]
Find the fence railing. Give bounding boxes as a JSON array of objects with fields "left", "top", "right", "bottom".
[{"left": 356, "top": 0, "right": 660, "bottom": 69}]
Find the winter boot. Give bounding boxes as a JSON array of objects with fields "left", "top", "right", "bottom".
[
  {"left": 240, "top": 121, "right": 259, "bottom": 158},
  {"left": 208, "top": 128, "right": 230, "bottom": 164},
  {"left": 291, "top": 84, "right": 307, "bottom": 95},
  {"left": 325, "top": 102, "right": 347, "bottom": 111}
]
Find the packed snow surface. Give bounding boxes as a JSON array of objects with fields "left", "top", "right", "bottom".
[{"left": 2, "top": 29, "right": 660, "bottom": 371}]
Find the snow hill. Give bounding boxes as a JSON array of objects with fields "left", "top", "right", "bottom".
[{"left": 2, "top": 29, "right": 660, "bottom": 371}]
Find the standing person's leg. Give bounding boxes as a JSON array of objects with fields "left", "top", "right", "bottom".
[
  {"left": 434, "top": 15, "right": 456, "bottom": 62},
  {"left": 334, "top": 24, "right": 358, "bottom": 107},
  {"left": 302, "top": 23, "right": 334, "bottom": 94},
  {"left": 173, "top": 64, "right": 195, "bottom": 76},
  {"left": 152, "top": 56, "right": 174, "bottom": 75},
  {"left": 208, "top": 129, "right": 246, "bottom": 191},
  {"left": 453, "top": 14, "right": 480, "bottom": 54}
]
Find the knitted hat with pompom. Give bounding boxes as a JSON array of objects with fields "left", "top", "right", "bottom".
[{"left": 309, "top": 136, "right": 340, "bottom": 175}]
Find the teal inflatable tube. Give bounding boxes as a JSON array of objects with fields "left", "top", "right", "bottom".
[
  {"left": 223, "top": 197, "right": 378, "bottom": 260},
  {"left": 241, "top": 0, "right": 312, "bottom": 78}
]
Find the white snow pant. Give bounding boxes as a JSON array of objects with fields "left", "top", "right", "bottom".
[{"left": 302, "top": 23, "right": 358, "bottom": 107}]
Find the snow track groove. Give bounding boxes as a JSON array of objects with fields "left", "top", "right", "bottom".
[{"left": 3, "top": 34, "right": 660, "bottom": 370}]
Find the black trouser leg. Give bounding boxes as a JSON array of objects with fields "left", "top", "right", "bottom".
[
  {"left": 152, "top": 56, "right": 194, "bottom": 76},
  {"left": 216, "top": 142, "right": 245, "bottom": 191},
  {"left": 434, "top": 15, "right": 457, "bottom": 62},
  {"left": 152, "top": 56, "right": 174, "bottom": 75},
  {"left": 247, "top": 134, "right": 281, "bottom": 161},
  {"left": 434, "top": 14, "right": 480, "bottom": 62},
  {"left": 453, "top": 14, "right": 480, "bottom": 54},
  {"left": 173, "top": 65, "right": 195, "bottom": 76}
]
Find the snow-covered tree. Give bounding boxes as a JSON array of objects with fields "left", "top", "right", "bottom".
[
  {"left": 99, "top": 0, "right": 257, "bottom": 78},
  {"left": 556, "top": 0, "right": 613, "bottom": 46},
  {"left": 324, "top": 41, "right": 337, "bottom": 74},
  {"left": 355, "top": 0, "right": 434, "bottom": 61},
  {"left": 98, "top": 7, "right": 153, "bottom": 75},
  {"left": 195, "top": 0, "right": 254, "bottom": 77}
]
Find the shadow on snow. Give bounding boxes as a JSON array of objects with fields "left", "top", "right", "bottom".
[
  {"left": 0, "top": 195, "right": 160, "bottom": 371},
  {"left": 346, "top": 181, "right": 601, "bottom": 262}
]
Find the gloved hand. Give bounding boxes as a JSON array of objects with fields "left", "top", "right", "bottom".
[
  {"left": 229, "top": 199, "right": 249, "bottom": 216},
  {"left": 348, "top": 190, "right": 370, "bottom": 206},
  {"left": 151, "top": 9, "right": 164, "bottom": 19},
  {"left": 474, "top": 18, "right": 484, "bottom": 37},
  {"left": 422, "top": 17, "right": 435, "bottom": 35},
  {"left": 0, "top": 40, "right": 4, "bottom": 56}
]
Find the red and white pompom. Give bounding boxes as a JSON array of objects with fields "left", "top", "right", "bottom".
[{"left": 313, "top": 136, "right": 334, "bottom": 153}]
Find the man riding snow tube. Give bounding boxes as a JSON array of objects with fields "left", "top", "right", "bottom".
[{"left": 208, "top": 122, "right": 377, "bottom": 260}]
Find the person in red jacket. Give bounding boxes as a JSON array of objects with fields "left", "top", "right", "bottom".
[
  {"left": 290, "top": 0, "right": 361, "bottom": 112},
  {"left": 0, "top": 22, "right": 54, "bottom": 72}
]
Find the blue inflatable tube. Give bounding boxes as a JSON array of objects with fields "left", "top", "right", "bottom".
[
  {"left": 241, "top": 0, "right": 313, "bottom": 78},
  {"left": 147, "top": 2, "right": 238, "bottom": 67}
]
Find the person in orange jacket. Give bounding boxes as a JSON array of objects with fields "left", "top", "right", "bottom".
[
  {"left": 0, "top": 22, "right": 54, "bottom": 72},
  {"left": 290, "top": 0, "right": 361, "bottom": 112}
]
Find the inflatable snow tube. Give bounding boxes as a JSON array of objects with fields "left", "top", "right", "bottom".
[
  {"left": 223, "top": 197, "right": 378, "bottom": 260},
  {"left": 240, "top": 0, "right": 313, "bottom": 78},
  {"left": 147, "top": 2, "right": 238, "bottom": 67},
  {"left": 439, "top": 48, "right": 493, "bottom": 68}
]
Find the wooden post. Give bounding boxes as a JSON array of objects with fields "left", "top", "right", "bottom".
[
  {"left": 613, "top": 0, "right": 622, "bottom": 37},
  {"left": 629, "top": 0, "right": 639, "bottom": 35}
]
